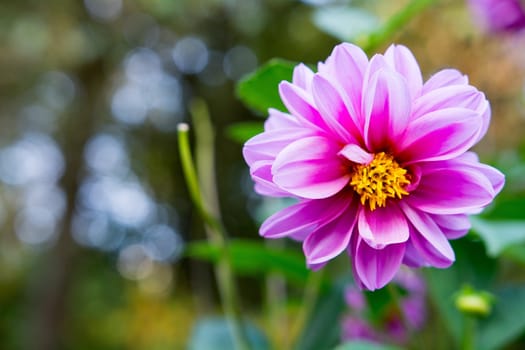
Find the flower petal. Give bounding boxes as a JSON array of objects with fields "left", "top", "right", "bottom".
[
  {"left": 303, "top": 199, "right": 357, "bottom": 264},
  {"left": 362, "top": 69, "right": 411, "bottom": 150},
  {"left": 279, "top": 81, "right": 329, "bottom": 133},
  {"left": 292, "top": 63, "right": 315, "bottom": 91},
  {"left": 384, "top": 44, "right": 423, "bottom": 99},
  {"left": 397, "top": 107, "right": 482, "bottom": 163},
  {"left": 307, "top": 261, "right": 328, "bottom": 270},
  {"left": 422, "top": 69, "right": 468, "bottom": 94},
  {"left": 407, "top": 165, "right": 496, "bottom": 214},
  {"left": 475, "top": 99, "right": 491, "bottom": 143},
  {"left": 260, "top": 194, "right": 350, "bottom": 239},
  {"left": 312, "top": 74, "right": 361, "bottom": 143},
  {"left": 472, "top": 161, "right": 505, "bottom": 194},
  {"left": 349, "top": 235, "right": 366, "bottom": 290},
  {"left": 272, "top": 136, "right": 350, "bottom": 199},
  {"left": 264, "top": 108, "right": 301, "bottom": 130},
  {"left": 357, "top": 204, "right": 410, "bottom": 249},
  {"left": 318, "top": 43, "right": 368, "bottom": 124},
  {"left": 250, "top": 160, "right": 291, "bottom": 197},
  {"left": 338, "top": 143, "right": 374, "bottom": 164},
  {"left": 432, "top": 214, "right": 471, "bottom": 240},
  {"left": 363, "top": 54, "right": 388, "bottom": 84},
  {"left": 412, "top": 85, "right": 485, "bottom": 120},
  {"left": 243, "top": 127, "right": 315, "bottom": 164},
  {"left": 453, "top": 152, "right": 505, "bottom": 194},
  {"left": 400, "top": 202, "right": 455, "bottom": 268},
  {"left": 403, "top": 241, "right": 428, "bottom": 268},
  {"left": 352, "top": 236, "right": 406, "bottom": 290}
]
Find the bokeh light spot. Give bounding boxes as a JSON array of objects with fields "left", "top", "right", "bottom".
[{"left": 172, "top": 37, "right": 209, "bottom": 74}]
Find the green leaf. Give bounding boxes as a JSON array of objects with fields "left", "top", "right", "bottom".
[
  {"left": 363, "top": 287, "right": 393, "bottom": 323},
  {"left": 501, "top": 242, "right": 525, "bottom": 265},
  {"left": 236, "top": 59, "right": 297, "bottom": 113},
  {"left": 477, "top": 286, "right": 525, "bottom": 350},
  {"left": 427, "top": 267, "right": 525, "bottom": 349},
  {"left": 226, "top": 121, "right": 264, "bottom": 144},
  {"left": 484, "top": 196, "right": 525, "bottom": 220},
  {"left": 187, "top": 317, "right": 269, "bottom": 350},
  {"left": 425, "top": 238, "right": 497, "bottom": 346},
  {"left": 185, "top": 239, "right": 319, "bottom": 287},
  {"left": 313, "top": 6, "right": 381, "bottom": 43},
  {"left": 334, "top": 341, "right": 403, "bottom": 350},
  {"left": 424, "top": 237, "right": 525, "bottom": 349},
  {"left": 294, "top": 281, "right": 346, "bottom": 350},
  {"left": 470, "top": 217, "right": 525, "bottom": 257}
]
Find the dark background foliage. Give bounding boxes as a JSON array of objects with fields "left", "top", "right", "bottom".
[{"left": 0, "top": 0, "right": 525, "bottom": 349}]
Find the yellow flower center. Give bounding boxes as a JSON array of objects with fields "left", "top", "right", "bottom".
[{"left": 350, "top": 152, "right": 410, "bottom": 211}]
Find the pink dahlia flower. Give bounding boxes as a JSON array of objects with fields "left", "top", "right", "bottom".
[
  {"left": 243, "top": 43, "right": 504, "bottom": 290},
  {"left": 468, "top": 0, "right": 525, "bottom": 33}
]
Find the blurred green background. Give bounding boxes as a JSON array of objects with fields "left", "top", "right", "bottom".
[{"left": 0, "top": 0, "right": 524, "bottom": 349}]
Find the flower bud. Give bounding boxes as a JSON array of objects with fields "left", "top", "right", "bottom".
[{"left": 454, "top": 285, "right": 494, "bottom": 317}]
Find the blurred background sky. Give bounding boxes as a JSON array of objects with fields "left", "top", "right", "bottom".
[{"left": 0, "top": 0, "right": 524, "bottom": 349}]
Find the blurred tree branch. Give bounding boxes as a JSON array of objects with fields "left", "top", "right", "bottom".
[{"left": 26, "top": 57, "right": 106, "bottom": 350}]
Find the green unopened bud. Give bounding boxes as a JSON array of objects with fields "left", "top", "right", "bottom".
[{"left": 454, "top": 285, "right": 494, "bottom": 317}]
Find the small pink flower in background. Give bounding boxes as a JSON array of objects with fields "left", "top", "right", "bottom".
[
  {"left": 243, "top": 43, "right": 504, "bottom": 290},
  {"left": 468, "top": 0, "right": 525, "bottom": 33},
  {"left": 341, "top": 269, "right": 427, "bottom": 345},
  {"left": 341, "top": 316, "right": 378, "bottom": 343},
  {"left": 344, "top": 285, "right": 367, "bottom": 312}
]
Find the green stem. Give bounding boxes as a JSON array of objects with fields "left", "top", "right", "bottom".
[
  {"left": 191, "top": 99, "right": 222, "bottom": 223},
  {"left": 361, "top": 0, "right": 438, "bottom": 55},
  {"left": 178, "top": 117, "right": 251, "bottom": 350},
  {"left": 177, "top": 123, "right": 223, "bottom": 240},
  {"left": 462, "top": 315, "right": 476, "bottom": 350}
]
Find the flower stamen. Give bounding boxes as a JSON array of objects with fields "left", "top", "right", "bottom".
[{"left": 350, "top": 152, "right": 410, "bottom": 211}]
